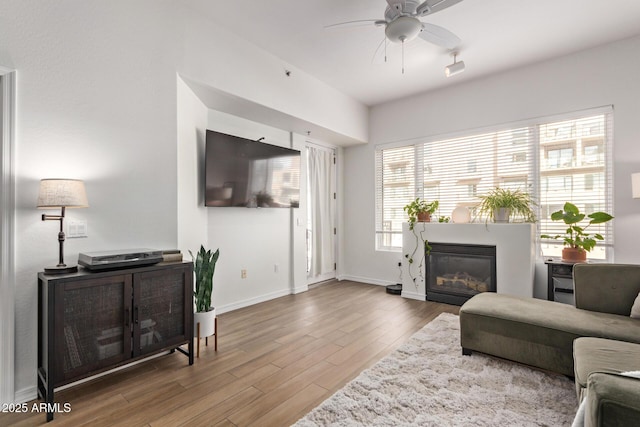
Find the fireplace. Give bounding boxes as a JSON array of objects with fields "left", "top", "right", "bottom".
[{"left": 426, "top": 242, "right": 497, "bottom": 305}]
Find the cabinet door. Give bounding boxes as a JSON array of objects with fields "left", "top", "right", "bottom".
[
  {"left": 55, "top": 275, "right": 132, "bottom": 385},
  {"left": 133, "top": 266, "right": 192, "bottom": 356}
]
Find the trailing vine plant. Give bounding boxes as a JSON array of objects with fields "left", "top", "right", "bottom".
[
  {"left": 404, "top": 227, "right": 429, "bottom": 290},
  {"left": 403, "top": 198, "right": 438, "bottom": 290}
]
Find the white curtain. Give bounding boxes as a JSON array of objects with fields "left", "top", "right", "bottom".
[{"left": 307, "top": 146, "right": 334, "bottom": 278}]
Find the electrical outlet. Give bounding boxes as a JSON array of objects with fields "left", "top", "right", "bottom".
[{"left": 241, "top": 269, "right": 247, "bottom": 279}]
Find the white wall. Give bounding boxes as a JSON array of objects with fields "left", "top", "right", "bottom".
[
  {"left": 204, "top": 110, "right": 308, "bottom": 312},
  {"left": 343, "top": 35, "right": 640, "bottom": 297},
  {"left": 0, "top": 0, "right": 367, "bottom": 402},
  {"left": 178, "top": 9, "right": 368, "bottom": 144},
  {"left": 177, "top": 76, "right": 209, "bottom": 255}
]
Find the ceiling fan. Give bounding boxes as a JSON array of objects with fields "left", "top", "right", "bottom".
[{"left": 327, "top": 0, "right": 464, "bottom": 71}]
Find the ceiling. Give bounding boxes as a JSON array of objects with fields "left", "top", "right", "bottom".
[{"left": 182, "top": 0, "right": 640, "bottom": 107}]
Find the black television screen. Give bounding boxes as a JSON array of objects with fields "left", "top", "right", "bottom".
[{"left": 205, "top": 130, "right": 301, "bottom": 208}]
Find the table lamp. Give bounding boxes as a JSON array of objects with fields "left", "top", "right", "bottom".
[{"left": 37, "top": 179, "right": 89, "bottom": 274}]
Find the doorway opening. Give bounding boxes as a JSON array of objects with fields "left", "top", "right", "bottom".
[{"left": 306, "top": 143, "right": 336, "bottom": 285}]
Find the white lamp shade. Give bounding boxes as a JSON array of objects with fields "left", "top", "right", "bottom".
[
  {"left": 633, "top": 173, "right": 640, "bottom": 199},
  {"left": 37, "top": 179, "right": 89, "bottom": 208}
]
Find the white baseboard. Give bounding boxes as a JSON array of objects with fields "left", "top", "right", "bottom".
[
  {"left": 291, "top": 285, "right": 309, "bottom": 294},
  {"left": 401, "top": 290, "right": 424, "bottom": 301},
  {"left": 216, "top": 288, "right": 292, "bottom": 314},
  {"left": 14, "top": 386, "right": 36, "bottom": 404},
  {"left": 337, "top": 274, "right": 394, "bottom": 287}
]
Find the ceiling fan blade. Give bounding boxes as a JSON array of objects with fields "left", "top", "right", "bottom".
[
  {"left": 416, "top": 0, "right": 464, "bottom": 17},
  {"left": 386, "top": 0, "right": 404, "bottom": 13},
  {"left": 324, "top": 19, "right": 383, "bottom": 30},
  {"left": 418, "top": 23, "right": 461, "bottom": 49}
]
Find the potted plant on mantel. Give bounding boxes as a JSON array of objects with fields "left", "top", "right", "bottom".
[
  {"left": 190, "top": 245, "right": 220, "bottom": 345},
  {"left": 404, "top": 198, "right": 439, "bottom": 230},
  {"left": 541, "top": 202, "right": 613, "bottom": 262},
  {"left": 477, "top": 187, "right": 536, "bottom": 223}
]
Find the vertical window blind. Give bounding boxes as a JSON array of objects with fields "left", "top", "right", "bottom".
[{"left": 375, "top": 108, "right": 614, "bottom": 260}]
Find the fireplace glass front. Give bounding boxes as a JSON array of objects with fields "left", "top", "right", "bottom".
[{"left": 426, "top": 242, "right": 497, "bottom": 305}]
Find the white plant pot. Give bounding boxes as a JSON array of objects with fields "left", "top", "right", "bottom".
[
  {"left": 194, "top": 307, "right": 216, "bottom": 338},
  {"left": 493, "top": 208, "right": 511, "bottom": 223}
]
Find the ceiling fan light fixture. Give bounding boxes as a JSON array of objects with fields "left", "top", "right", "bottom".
[
  {"left": 385, "top": 16, "right": 422, "bottom": 43},
  {"left": 445, "top": 53, "right": 465, "bottom": 77}
]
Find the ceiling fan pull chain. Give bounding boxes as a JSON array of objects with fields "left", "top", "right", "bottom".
[
  {"left": 385, "top": 40, "right": 388, "bottom": 63},
  {"left": 402, "top": 40, "right": 405, "bottom": 74}
]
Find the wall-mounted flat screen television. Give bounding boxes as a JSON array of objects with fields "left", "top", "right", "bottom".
[{"left": 205, "top": 130, "right": 301, "bottom": 208}]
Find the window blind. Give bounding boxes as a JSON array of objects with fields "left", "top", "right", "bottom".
[
  {"left": 375, "top": 109, "right": 614, "bottom": 259},
  {"left": 538, "top": 113, "right": 613, "bottom": 260}
]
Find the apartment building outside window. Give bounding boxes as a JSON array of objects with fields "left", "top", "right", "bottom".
[{"left": 375, "top": 107, "right": 613, "bottom": 260}]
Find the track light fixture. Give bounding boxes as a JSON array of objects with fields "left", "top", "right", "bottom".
[{"left": 445, "top": 52, "right": 465, "bottom": 77}]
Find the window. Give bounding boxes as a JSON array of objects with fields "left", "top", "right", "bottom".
[
  {"left": 512, "top": 152, "right": 527, "bottom": 162},
  {"left": 375, "top": 108, "right": 613, "bottom": 259},
  {"left": 584, "top": 174, "right": 594, "bottom": 191},
  {"left": 375, "top": 146, "right": 415, "bottom": 250},
  {"left": 545, "top": 146, "right": 575, "bottom": 169}
]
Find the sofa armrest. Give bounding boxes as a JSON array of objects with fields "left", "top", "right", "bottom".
[
  {"left": 573, "top": 264, "right": 640, "bottom": 316},
  {"left": 585, "top": 372, "right": 640, "bottom": 427}
]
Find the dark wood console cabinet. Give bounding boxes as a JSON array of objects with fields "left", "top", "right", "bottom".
[{"left": 37, "top": 262, "right": 194, "bottom": 421}]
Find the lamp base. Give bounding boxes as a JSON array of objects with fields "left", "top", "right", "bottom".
[{"left": 44, "top": 265, "right": 78, "bottom": 275}]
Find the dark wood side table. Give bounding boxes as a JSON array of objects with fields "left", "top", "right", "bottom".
[{"left": 544, "top": 258, "right": 577, "bottom": 305}]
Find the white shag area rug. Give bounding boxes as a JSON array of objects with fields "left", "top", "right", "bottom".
[{"left": 294, "top": 312, "right": 577, "bottom": 426}]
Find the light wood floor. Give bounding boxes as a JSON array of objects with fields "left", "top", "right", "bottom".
[{"left": 3, "top": 280, "right": 459, "bottom": 427}]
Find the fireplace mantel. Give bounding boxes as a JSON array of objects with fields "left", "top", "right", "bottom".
[{"left": 401, "top": 223, "right": 535, "bottom": 301}]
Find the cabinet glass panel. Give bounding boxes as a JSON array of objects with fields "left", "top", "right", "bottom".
[
  {"left": 137, "top": 271, "right": 185, "bottom": 351},
  {"left": 62, "top": 281, "right": 126, "bottom": 374}
]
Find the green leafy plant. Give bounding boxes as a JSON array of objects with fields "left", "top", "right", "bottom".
[
  {"left": 477, "top": 187, "right": 536, "bottom": 223},
  {"left": 403, "top": 198, "right": 439, "bottom": 230},
  {"left": 190, "top": 245, "right": 220, "bottom": 313},
  {"left": 541, "top": 202, "right": 613, "bottom": 252},
  {"left": 402, "top": 198, "right": 439, "bottom": 289},
  {"left": 438, "top": 216, "right": 450, "bottom": 223}
]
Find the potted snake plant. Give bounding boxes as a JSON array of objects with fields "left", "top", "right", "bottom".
[{"left": 190, "top": 245, "right": 220, "bottom": 339}]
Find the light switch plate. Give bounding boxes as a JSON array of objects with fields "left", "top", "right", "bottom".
[{"left": 67, "top": 219, "right": 88, "bottom": 238}]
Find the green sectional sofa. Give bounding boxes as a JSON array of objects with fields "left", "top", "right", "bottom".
[{"left": 459, "top": 263, "right": 640, "bottom": 426}]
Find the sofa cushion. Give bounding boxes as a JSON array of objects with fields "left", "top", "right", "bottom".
[
  {"left": 584, "top": 372, "right": 640, "bottom": 427},
  {"left": 460, "top": 293, "right": 640, "bottom": 377},
  {"left": 573, "top": 263, "right": 640, "bottom": 316},
  {"left": 573, "top": 337, "right": 640, "bottom": 400}
]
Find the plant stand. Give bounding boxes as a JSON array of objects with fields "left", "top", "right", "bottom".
[{"left": 195, "top": 316, "right": 217, "bottom": 357}]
